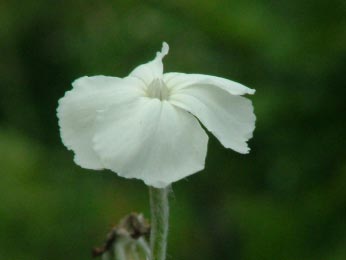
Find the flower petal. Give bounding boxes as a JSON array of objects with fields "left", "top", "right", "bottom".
[
  {"left": 93, "top": 98, "right": 208, "bottom": 188},
  {"left": 164, "top": 72, "right": 255, "bottom": 95},
  {"left": 129, "top": 42, "right": 169, "bottom": 85},
  {"left": 57, "top": 76, "right": 140, "bottom": 169},
  {"left": 170, "top": 84, "right": 255, "bottom": 154}
]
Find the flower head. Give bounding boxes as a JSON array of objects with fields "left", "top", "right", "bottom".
[{"left": 57, "top": 42, "right": 256, "bottom": 188}]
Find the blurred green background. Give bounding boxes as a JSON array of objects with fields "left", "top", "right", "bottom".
[{"left": 1, "top": 0, "right": 346, "bottom": 259}]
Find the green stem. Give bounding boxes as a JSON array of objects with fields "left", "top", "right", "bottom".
[
  {"left": 101, "top": 252, "right": 111, "bottom": 260},
  {"left": 149, "top": 186, "right": 170, "bottom": 260},
  {"left": 114, "top": 238, "right": 127, "bottom": 260}
]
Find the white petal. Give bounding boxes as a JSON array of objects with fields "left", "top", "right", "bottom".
[
  {"left": 164, "top": 72, "right": 255, "bottom": 95},
  {"left": 170, "top": 84, "right": 255, "bottom": 154},
  {"left": 57, "top": 76, "right": 140, "bottom": 169},
  {"left": 93, "top": 98, "right": 208, "bottom": 188},
  {"left": 129, "top": 42, "right": 169, "bottom": 85}
]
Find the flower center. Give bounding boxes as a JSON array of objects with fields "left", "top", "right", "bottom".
[{"left": 146, "top": 79, "right": 170, "bottom": 101}]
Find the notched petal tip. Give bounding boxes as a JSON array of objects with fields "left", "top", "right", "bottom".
[
  {"left": 240, "top": 146, "right": 251, "bottom": 154},
  {"left": 162, "top": 42, "right": 169, "bottom": 55},
  {"left": 156, "top": 42, "right": 169, "bottom": 59}
]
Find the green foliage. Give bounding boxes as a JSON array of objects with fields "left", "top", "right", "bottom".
[{"left": 1, "top": 0, "right": 346, "bottom": 259}]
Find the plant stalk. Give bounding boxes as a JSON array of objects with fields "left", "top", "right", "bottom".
[{"left": 149, "top": 186, "right": 170, "bottom": 260}]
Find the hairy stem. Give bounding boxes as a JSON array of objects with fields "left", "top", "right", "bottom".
[{"left": 149, "top": 186, "right": 170, "bottom": 260}]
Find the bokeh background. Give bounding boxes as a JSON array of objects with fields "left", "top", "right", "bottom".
[{"left": 1, "top": 0, "right": 346, "bottom": 259}]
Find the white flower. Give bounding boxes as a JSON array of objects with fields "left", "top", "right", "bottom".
[{"left": 57, "top": 42, "right": 256, "bottom": 188}]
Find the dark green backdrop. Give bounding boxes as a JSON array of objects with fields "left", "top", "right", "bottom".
[{"left": 1, "top": 1, "right": 345, "bottom": 259}]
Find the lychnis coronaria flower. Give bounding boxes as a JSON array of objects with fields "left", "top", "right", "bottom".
[{"left": 57, "top": 42, "right": 256, "bottom": 188}]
